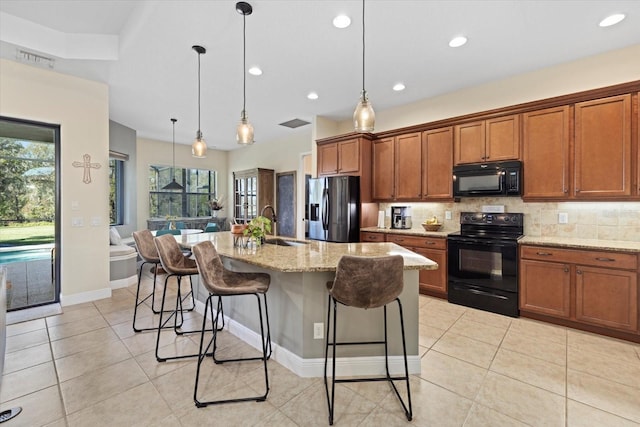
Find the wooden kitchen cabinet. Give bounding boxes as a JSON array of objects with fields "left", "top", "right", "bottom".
[
  {"left": 422, "top": 127, "right": 454, "bottom": 199},
  {"left": 454, "top": 115, "right": 520, "bottom": 165},
  {"left": 372, "top": 137, "right": 395, "bottom": 200},
  {"left": 233, "top": 168, "right": 274, "bottom": 224},
  {"left": 574, "top": 94, "right": 632, "bottom": 198},
  {"left": 520, "top": 245, "right": 639, "bottom": 335},
  {"left": 522, "top": 106, "right": 571, "bottom": 199},
  {"left": 372, "top": 129, "right": 452, "bottom": 201},
  {"left": 318, "top": 138, "right": 360, "bottom": 175},
  {"left": 360, "top": 231, "right": 385, "bottom": 242},
  {"left": 386, "top": 234, "right": 447, "bottom": 297}
]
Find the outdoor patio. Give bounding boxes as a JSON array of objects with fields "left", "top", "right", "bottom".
[{"left": 3, "top": 258, "right": 54, "bottom": 310}]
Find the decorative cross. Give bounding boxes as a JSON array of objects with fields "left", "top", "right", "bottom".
[{"left": 72, "top": 153, "right": 101, "bottom": 184}]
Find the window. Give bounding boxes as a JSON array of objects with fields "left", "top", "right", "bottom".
[
  {"left": 109, "top": 158, "right": 124, "bottom": 225},
  {"left": 149, "top": 165, "right": 218, "bottom": 218}
]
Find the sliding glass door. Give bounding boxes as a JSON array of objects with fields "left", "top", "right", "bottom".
[{"left": 0, "top": 116, "right": 60, "bottom": 311}]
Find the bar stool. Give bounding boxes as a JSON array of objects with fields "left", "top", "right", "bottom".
[
  {"left": 131, "top": 229, "right": 171, "bottom": 332},
  {"left": 153, "top": 234, "right": 201, "bottom": 362},
  {"left": 192, "top": 240, "right": 272, "bottom": 407},
  {"left": 324, "top": 255, "right": 412, "bottom": 425}
]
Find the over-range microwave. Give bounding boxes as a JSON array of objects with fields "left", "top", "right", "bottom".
[{"left": 453, "top": 161, "right": 522, "bottom": 197}]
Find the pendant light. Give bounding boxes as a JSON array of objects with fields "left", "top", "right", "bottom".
[
  {"left": 236, "top": 1, "right": 254, "bottom": 145},
  {"left": 192, "top": 45, "right": 207, "bottom": 157},
  {"left": 353, "top": 0, "right": 375, "bottom": 132},
  {"left": 162, "top": 118, "right": 184, "bottom": 190}
]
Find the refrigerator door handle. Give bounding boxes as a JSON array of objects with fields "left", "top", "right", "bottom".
[{"left": 321, "top": 188, "right": 329, "bottom": 231}]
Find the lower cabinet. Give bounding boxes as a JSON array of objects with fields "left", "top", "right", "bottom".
[
  {"left": 520, "top": 245, "right": 639, "bottom": 335},
  {"left": 384, "top": 234, "right": 447, "bottom": 298}
]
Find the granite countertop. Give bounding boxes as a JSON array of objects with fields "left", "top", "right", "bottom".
[
  {"left": 360, "top": 226, "right": 451, "bottom": 238},
  {"left": 177, "top": 232, "right": 439, "bottom": 273},
  {"left": 519, "top": 236, "right": 640, "bottom": 253}
]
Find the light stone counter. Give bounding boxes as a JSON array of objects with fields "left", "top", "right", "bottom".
[
  {"left": 176, "top": 231, "right": 437, "bottom": 377},
  {"left": 519, "top": 236, "right": 640, "bottom": 253},
  {"left": 178, "top": 231, "right": 439, "bottom": 272}
]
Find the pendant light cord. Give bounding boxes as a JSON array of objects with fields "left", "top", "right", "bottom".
[
  {"left": 242, "top": 12, "right": 247, "bottom": 114},
  {"left": 197, "top": 53, "right": 202, "bottom": 134},
  {"left": 172, "top": 118, "right": 176, "bottom": 179},
  {"left": 362, "top": 0, "right": 365, "bottom": 93}
]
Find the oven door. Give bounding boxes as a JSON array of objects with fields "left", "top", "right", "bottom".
[{"left": 447, "top": 236, "right": 518, "bottom": 292}]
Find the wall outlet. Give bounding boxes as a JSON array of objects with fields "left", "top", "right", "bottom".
[
  {"left": 313, "top": 322, "right": 324, "bottom": 340},
  {"left": 445, "top": 210, "right": 452, "bottom": 220},
  {"left": 558, "top": 212, "right": 569, "bottom": 224},
  {"left": 71, "top": 217, "right": 83, "bottom": 227}
]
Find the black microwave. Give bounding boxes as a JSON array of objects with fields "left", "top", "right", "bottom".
[{"left": 453, "top": 161, "right": 522, "bottom": 197}]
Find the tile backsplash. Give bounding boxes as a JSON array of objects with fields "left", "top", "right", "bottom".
[{"left": 379, "top": 199, "right": 640, "bottom": 242}]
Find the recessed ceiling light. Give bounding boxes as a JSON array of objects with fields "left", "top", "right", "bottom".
[
  {"left": 333, "top": 14, "right": 351, "bottom": 29},
  {"left": 599, "top": 13, "right": 625, "bottom": 27},
  {"left": 307, "top": 92, "right": 319, "bottom": 100},
  {"left": 449, "top": 36, "right": 467, "bottom": 48},
  {"left": 393, "top": 83, "right": 405, "bottom": 92},
  {"left": 248, "top": 66, "right": 262, "bottom": 76}
]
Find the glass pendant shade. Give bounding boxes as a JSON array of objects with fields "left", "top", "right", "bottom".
[
  {"left": 236, "top": 111, "right": 254, "bottom": 145},
  {"left": 192, "top": 131, "right": 207, "bottom": 158},
  {"left": 353, "top": 91, "right": 375, "bottom": 132}
]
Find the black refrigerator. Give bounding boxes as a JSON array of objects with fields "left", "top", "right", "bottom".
[{"left": 308, "top": 176, "right": 360, "bottom": 243}]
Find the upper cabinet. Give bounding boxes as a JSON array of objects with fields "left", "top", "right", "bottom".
[
  {"left": 316, "top": 133, "right": 373, "bottom": 204},
  {"left": 372, "top": 129, "right": 453, "bottom": 202},
  {"left": 454, "top": 115, "right": 520, "bottom": 165},
  {"left": 574, "top": 94, "right": 632, "bottom": 199},
  {"left": 318, "top": 138, "right": 361, "bottom": 175},
  {"left": 522, "top": 106, "right": 571, "bottom": 199}
]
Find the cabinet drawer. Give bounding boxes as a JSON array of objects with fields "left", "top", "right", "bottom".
[
  {"left": 521, "top": 245, "right": 638, "bottom": 270},
  {"left": 386, "top": 234, "right": 446, "bottom": 249},
  {"left": 360, "top": 232, "right": 385, "bottom": 242}
]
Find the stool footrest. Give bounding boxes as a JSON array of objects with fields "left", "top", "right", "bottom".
[{"left": 334, "top": 376, "right": 408, "bottom": 384}]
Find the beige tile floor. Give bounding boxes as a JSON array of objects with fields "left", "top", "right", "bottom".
[{"left": 2, "top": 274, "right": 640, "bottom": 426}]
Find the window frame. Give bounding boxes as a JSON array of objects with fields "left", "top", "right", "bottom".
[{"left": 109, "top": 158, "right": 125, "bottom": 226}]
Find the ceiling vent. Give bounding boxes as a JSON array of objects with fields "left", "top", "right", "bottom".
[
  {"left": 279, "top": 118, "right": 310, "bottom": 129},
  {"left": 16, "top": 49, "right": 55, "bottom": 69}
]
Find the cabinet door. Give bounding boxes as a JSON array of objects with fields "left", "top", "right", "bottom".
[
  {"left": 574, "top": 94, "right": 632, "bottom": 198},
  {"left": 395, "top": 133, "right": 422, "bottom": 199},
  {"left": 575, "top": 265, "right": 638, "bottom": 332},
  {"left": 318, "top": 143, "right": 339, "bottom": 175},
  {"left": 372, "top": 137, "right": 395, "bottom": 200},
  {"left": 338, "top": 139, "right": 360, "bottom": 174},
  {"left": 485, "top": 115, "right": 520, "bottom": 162},
  {"left": 360, "top": 231, "right": 385, "bottom": 242},
  {"left": 454, "top": 121, "right": 485, "bottom": 164},
  {"left": 412, "top": 247, "right": 447, "bottom": 296},
  {"left": 520, "top": 259, "right": 571, "bottom": 318},
  {"left": 422, "top": 127, "right": 453, "bottom": 199},
  {"left": 523, "top": 106, "right": 571, "bottom": 199}
]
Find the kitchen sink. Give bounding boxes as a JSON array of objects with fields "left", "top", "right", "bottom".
[{"left": 263, "top": 238, "right": 309, "bottom": 247}]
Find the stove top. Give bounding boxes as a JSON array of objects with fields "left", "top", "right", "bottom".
[{"left": 449, "top": 212, "right": 524, "bottom": 241}]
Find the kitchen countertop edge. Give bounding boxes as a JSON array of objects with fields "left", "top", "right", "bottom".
[
  {"left": 519, "top": 236, "right": 640, "bottom": 253},
  {"left": 360, "top": 227, "right": 451, "bottom": 238}
]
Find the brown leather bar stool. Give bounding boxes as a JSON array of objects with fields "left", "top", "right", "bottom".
[
  {"left": 132, "top": 229, "right": 180, "bottom": 332},
  {"left": 153, "top": 233, "right": 201, "bottom": 362},
  {"left": 324, "top": 255, "right": 412, "bottom": 425},
  {"left": 192, "top": 240, "right": 272, "bottom": 407}
]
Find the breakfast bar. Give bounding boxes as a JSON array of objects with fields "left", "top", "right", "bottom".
[{"left": 177, "top": 231, "right": 438, "bottom": 377}]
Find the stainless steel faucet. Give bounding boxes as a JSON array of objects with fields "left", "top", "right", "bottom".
[{"left": 260, "top": 205, "right": 277, "bottom": 223}]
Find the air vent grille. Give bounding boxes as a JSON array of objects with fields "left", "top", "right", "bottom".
[{"left": 279, "top": 118, "right": 310, "bottom": 129}]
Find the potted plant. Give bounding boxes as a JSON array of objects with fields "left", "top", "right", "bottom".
[{"left": 243, "top": 216, "right": 271, "bottom": 246}]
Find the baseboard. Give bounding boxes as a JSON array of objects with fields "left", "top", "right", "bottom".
[
  {"left": 60, "top": 287, "right": 112, "bottom": 306},
  {"left": 222, "top": 311, "right": 421, "bottom": 378},
  {"left": 109, "top": 275, "right": 137, "bottom": 289}
]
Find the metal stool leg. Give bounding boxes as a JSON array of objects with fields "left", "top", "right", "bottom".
[{"left": 194, "top": 292, "right": 271, "bottom": 407}]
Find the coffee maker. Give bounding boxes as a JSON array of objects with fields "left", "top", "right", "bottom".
[{"left": 391, "top": 206, "right": 412, "bottom": 229}]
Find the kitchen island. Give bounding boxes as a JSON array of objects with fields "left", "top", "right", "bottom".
[{"left": 177, "top": 232, "right": 438, "bottom": 377}]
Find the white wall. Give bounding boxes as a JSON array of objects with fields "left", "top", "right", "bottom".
[
  {"left": 136, "top": 137, "right": 229, "bottom": 230},
  {"left": 0, "top": 58, "right": 110, "bottom": 304}
]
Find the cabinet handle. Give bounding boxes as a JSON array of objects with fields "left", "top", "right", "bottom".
[
  {"left": 576, "top": 188, "right": 580, "bottom": 192},
  {"left": 595, "top": 257, "right": 615, "bottom": 262},
  {"left": 396, "top": 239, "right": 404, "bottom": 243},
  {"left": 425, "top": 241, "right": 436, "bottom": 245},
  {"left": 577, "top": 269, "right": 582, "bottom": 275},
  {"left": 564, "top": 266, "right": 569, "bottom": 273},
  {"left": 536, "top": 252, "right": 553, "bottom": 256}
]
